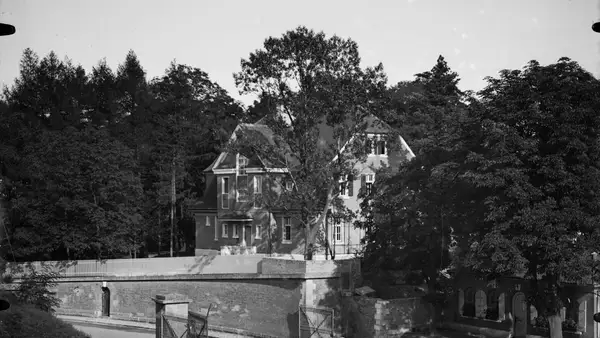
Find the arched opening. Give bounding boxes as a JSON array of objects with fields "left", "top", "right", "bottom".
[
  {"left": 475, "top": 289, "right": 487, "bottom": 318},
  {"left": 486, "top": 289, "right": 499, "bottom": 320},
  {"left": 101, "top": 287, "right": 110, "bottom": 317},
  {"left": 463, "top": 288, "right": 476, "bottom": 317}
]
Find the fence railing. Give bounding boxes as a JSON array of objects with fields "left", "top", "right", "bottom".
[{"left": 4, "top": 255, "right": 266, "bottom": 278}]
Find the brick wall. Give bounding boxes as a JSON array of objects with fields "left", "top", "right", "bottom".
[
  {"left": 11, "top": 256, "right": 355, "bottom": 338},
  {"left": 56, "top": 278, "right": 303, "bottom": 337}
]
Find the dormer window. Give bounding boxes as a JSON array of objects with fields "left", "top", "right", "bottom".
[
  {"left": 367, "top": 134, "right": 387, "bottom": 156},
  {"left": 339, "top": 175, "right": 354, "bottom": 198},
  {"left": 237, "top": 155, "right": 248, "bottom": 176},
  {"left": 236, "top": 155, "right": 249, "bottom": 202}
]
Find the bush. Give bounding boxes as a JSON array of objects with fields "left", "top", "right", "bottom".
[
  {"left": 0, "top": 294, "right": 90, "bottom": 338},
  {"left": 15, "top": 268, "right": 61, "bottom": 313},
  {"left": 562, "top": 318, "right": 578, "bottom": 332},
  {"left": 533, "top": 316, "right": 549, "bottom": 329}
]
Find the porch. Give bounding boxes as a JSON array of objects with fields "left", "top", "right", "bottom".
[{"left": 220, "top": 211, "right": 257, "bottom": 255}]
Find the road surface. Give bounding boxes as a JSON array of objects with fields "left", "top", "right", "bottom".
[{"left": 73, "top": 323, "right": 154, "bottom": 338}]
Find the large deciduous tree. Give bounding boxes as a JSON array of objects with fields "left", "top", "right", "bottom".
[
  {"left": 462, "top": 58, "right": 600, "bottom": 338},
  {"left": 357, "top": 56, "right": 474, "bottom": 331},
  {"left": 233, "top": 26, "right": 388, "bottom": 260}
]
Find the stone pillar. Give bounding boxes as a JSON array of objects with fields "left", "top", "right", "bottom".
[{"left": 152, "top": 293, "right": 192, "bottom": 338}]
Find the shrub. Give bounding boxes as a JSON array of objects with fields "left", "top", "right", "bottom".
[
  {"left": 562, "top": 318, "right": 578, "bottom": 332},
  {"left": 533, "top": 316, "right": 549, "bottom": 329},
  {"left": 15, "top": 268, "right": 61, "bottom": 313}
]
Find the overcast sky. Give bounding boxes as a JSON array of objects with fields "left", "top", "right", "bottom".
[{"left": 0, "top": 0, "right": 598, "bottom": 107}]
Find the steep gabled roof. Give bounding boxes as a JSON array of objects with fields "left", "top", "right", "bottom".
[{"left": 204, "top": 113, "right": 415, "bottom": 173}]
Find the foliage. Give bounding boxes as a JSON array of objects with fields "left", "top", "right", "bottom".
[
  {"left": 4, "top": 126, "right": 143, "bottom": 260},
  {"left": 0, "top": 47, "right": 243, "bottom": 261},
  {"left": 461, "top": 58, "right": 600, "bottom": 338},
  {"left": 484, "top": 307, "right": 499, "bottom": 321},
  {"left": 533, "top": 316, "right": 549, "bottom": 329},
  {"left": 357, "top": 56, "right": 470, "bottom": 324},
  {"left": 15, "top": 268, "right": 61, "bottom": 313},
  {"left": 232, "top": 26, "right": 389, "bottom": 259},
  {"left": 562, "top": 319, "right": 578, "bottom": 332}
]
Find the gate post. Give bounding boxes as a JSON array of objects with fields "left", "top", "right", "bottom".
[{"left": 152, "top": 293, "right": 192, "bottom": 338}]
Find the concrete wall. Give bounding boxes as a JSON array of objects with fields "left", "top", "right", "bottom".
[{"left": 7, "top": 256, "right": 357, "bottom": 338}]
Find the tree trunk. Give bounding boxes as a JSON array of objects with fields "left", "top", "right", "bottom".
[
  {"left": 304, "top": 224, "right": 313, "bottom": 260},
  {"left": 170, "top": 157, "right": 176, "bottom": 258},
  {"left": 427, "top": 277, "right": 439, "bottom": 334},
  {"left": 548, "top": 314, "right": 563, "bottom": 338},
  {"left": 158, "top": 209, "right": 161, "bottom": 256},
  {"left": 304, "top": 183, "right": 337, "bottom": 260},
  {"left": 325, "top": 214, "right": 329, "bottom": 260}
]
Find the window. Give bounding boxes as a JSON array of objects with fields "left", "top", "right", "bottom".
[
  {"left": 368, "top": 134, "right": 387, "bottom": 156},
  {"left": 221, "top": 222, "right": 228, "bottom": 238},
  {"left": 334, "top": 222, "right": 342, "bottom": 242},
  {"left": 237, "top": 176, "right": 249, "bottom": 202},
  {"left": 285, "top": 180, "right": 294, "bottom": 191},
  {"left": 339, "top": 175, "right": 353, "bottom": 197},
  {"left": 237, "top": 155, "right": 248, "bottom": 176},
  {"left": 282, "top": 217, "right": 292, "bottom": 243},
  {"left": 255, "top": 225, "right": 262, "bottom": 239},
  {"left": 365, "top": 174, "right": 375, "bottom": 195},
  {"left": 221, "top": 177, "right": 229, "bottom": 209},
  {"left": 253, "top": 176, "right": 262, "bottom": 208},
  {"left": 232, "top": 224, "right": 239, "bottom": 238}
]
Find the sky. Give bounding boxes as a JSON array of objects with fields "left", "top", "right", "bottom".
[{"left": 0, "top": 0, "right": 599, "bottom": 108}]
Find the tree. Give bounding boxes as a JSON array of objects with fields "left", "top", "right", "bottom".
[
  {"left": 462, "top": 58, "right": 600, "bottom": 338},
  {"left": 4, "top": 126, "right": 143, "bottom": 260},
  {"left": 149, "top": 61, "right": 243, "bottom": 256},
  {"left": 87, "top": 58, "right": 119, "bottom": 126},
  {"left": 233, "top": 26, "right": 389, "bottom": 259},
  {"left": 357, "top": 56, "right": 473, "bottom": 332}
]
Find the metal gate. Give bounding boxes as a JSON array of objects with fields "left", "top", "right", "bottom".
[
  {"left": 161, "top": 313, "right": 209, "bottom": 338},
  {"left": 162, "top": 314, "right": 188, "bottom": 338},
  {"left": 299, "top": 305, "right": 334, "bottom": 338}
]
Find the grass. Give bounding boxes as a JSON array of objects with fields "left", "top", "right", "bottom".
[{"left": 0, "top": 293, "right": 90, "bottom": 338}]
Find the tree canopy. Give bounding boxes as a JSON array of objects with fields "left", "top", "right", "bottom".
[
  {"left": 232, "top": 26, "right": 390, "bottom": 259},
  {"left": 0, "top": 48, "right": 244, "bottom": 261}
]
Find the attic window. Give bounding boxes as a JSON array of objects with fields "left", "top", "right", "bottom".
[
  {"left": 339, "top": 175, "right": 354, "bottom": 197},
  {"left": 368, "top": 134, "right": 387, "bottom": 156},
  {"left": 237, "top": 155, "right": 248, "bottom": 176}
]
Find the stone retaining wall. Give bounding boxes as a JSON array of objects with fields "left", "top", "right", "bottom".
[{"left": 7, "top": 256, "right": 358, "bottom": 337}]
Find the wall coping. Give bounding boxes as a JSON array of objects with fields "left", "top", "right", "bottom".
[{"left": 7, "top": 272, "right": 340, "bottom": 283}]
